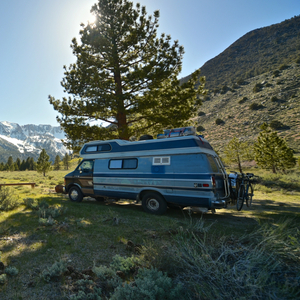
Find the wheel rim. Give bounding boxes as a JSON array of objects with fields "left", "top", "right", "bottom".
[
  {"left": 146, "top": 198, "right": 159, "bottom": 211},
  {"left": 70, "top": 189, "right": 79, "bottom": 201}
]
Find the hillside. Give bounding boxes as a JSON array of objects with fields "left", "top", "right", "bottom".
[
  {"left": 181, "top": 15, "right": 300, "bottom": 90},
  {"left": 195, "top": 62, "right": 300, "bottom": 154}
]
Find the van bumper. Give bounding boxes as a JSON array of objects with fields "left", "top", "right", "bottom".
[
  {"left": 55, "top": 185, "right": 66, "bottom": 194},
  {"left": 211, "top": 199, "right": 227, "bottom": 208}
]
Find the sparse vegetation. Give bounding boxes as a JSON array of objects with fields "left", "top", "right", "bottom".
[{"left": 0, "top": 166, "right": 299, "bottom": 299}]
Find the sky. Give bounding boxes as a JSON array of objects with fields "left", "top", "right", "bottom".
[{"left": 0, "top": 0, "right": 299, "bottom": 127}]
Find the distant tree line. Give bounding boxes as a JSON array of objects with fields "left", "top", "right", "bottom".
[
  {"left": 0, "top": 152, "right": 72, "bottom": 172},
  {"left": 0, "top": 156, "right": 36, "bottom": 171}
]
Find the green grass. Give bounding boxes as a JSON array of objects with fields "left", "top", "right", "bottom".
[{"left": 0, "top": 167, "right": 299, "bottom": 299}]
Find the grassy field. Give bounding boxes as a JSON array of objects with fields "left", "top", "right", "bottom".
[{"left": 0, "top": 164, "right": 299, "bottom": 299}]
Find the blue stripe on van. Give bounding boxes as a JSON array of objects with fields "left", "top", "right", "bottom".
[{"left": 93, "top": 182, "right": 214, "bottom": 192}]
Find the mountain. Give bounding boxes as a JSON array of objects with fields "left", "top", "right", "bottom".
[
  {"left": 0, "top": 121, "right": 69, "bottom": 163},
  {"left": 181, "top": 15, "right": 300, "bottom": 90},
  {"left": 179, "top": 15, "right": 300, "bottom": 154}
]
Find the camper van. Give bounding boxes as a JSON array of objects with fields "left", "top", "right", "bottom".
[{"left": 63, "top": 128, "right": 230, "bottom": 214}]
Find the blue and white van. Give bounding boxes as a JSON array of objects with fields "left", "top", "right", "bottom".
[{"left": 63, "top": 128, "right": 230, "bottom": 214}]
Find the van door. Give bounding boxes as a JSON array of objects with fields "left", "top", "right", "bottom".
[
  {"left": 206, "top": 155, "right": 228, "bottom": 199},
  {"left": 74, "top": 160, "right": 94, "bottom": 196}
]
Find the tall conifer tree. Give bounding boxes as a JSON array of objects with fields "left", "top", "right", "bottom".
[
  {"left": 49, "top": 0, "right": 205, "bottom": 150},
  {"left": 254, "top": 123, "right": 295, "bottom": 173},
  {"left": 36, "top": 149, "right": 52, "bottom": 176}
]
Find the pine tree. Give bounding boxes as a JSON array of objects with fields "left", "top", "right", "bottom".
[
  {"left": 224, "top": 137, "right": 254, "bottom": 173},
  {"left": 6, "top": 156, "right": 14, "bottom": 171},
  {"left": 254, "top": 123, "right": 296, "bottom": 173},
  {"left": 36, "top": 149, "right": 52, "bottom": 176},
  {"left": 49, "top": 0, "right": 205, "bottom": 150},
  {"left": 15, "top": 158, "right": 21, "bottom": 171},
  {"left": 63, "top": 153, "right": 71, "bottom": 170},
  {"left": 53, "top": 155, "right": 61, "bottom": 171}
]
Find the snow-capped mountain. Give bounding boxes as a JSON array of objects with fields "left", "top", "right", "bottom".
[{"left": 0, "top": 121, "right": 70, "bottom": 162}]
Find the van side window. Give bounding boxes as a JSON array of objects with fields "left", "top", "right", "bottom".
[
  {"left": 85, "top": 144, "right": 111, "bottom": 153},
  {"left": 109, "top": 158, "right": 138, "bottom": 169},
  {"left": 207, "top": 155, "right": 219, "bottom": 172}
]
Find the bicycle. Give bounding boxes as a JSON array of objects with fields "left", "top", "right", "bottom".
[{"left": 236, "top": 173, "right": 254, "bottom": 211}]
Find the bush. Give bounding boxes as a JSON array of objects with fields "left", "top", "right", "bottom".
[
  {"left": 41, "top": 260, "right": 67, "bottom": 282},
  {"left": 279, "top": 64, "right": 289, "bottom": 70},
  {"left": 238, "top": 96, "right": 248, "bottom": 104},
  {"left": 0, "top": 186, "right": 20, "bottom": 211},
  {"left": 23, "top": 198, "right": 39, "bottom": 210},
  {"left": 5, "top": 266, "right": 19, "bottom": 276},
  {"left": 110, "top": 255, "right": 142, "bottom": 276},
  {"left": 197, "top": 111, "right": 206, "bottom": 116},
  {"left": 0, "top": 274, "right": 7, "bottom": 285},
  {"left": 70, "top": 279, "right": 102, "bottom": 300},
  {"left": 253, "top": 83, "right": 263, "bottom": 93},
  {"left": 273, "top": 70, "right": 280, "bottom": 77},
  {"left": 110, "top": 268, "right": 183, "bottom": 300},
  {"left": 236, "top": 78, "right": 245, "bottom": 85},
  {"left": 270, "top": 120, "right": 284, "bottom": 130},
  {"left": 215, "top": 118, "right": 224, "bottom": 125},
  {"left": 249, "top": 103, "right": 264, "bottom": 110},
  {"left": 271, "top": 96, "right": 279, "bottom": 102},
  {"left": 196, "top": 125, "right": 205, "bottom": 132}
]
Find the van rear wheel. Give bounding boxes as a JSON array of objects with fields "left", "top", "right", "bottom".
[
  {"left": 142, "top": 192, "right": 167, "bottom": 215},
  {"left": 68, "top": 186, "right": 83, "bottom": 202}
]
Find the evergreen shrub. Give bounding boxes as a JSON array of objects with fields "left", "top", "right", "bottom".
[
  {"left": 238, "top": 96, "right": 248, "bottom": 104},
  {"left": 253, "top": 83, "right": 263, "bottom": 93},
  {"left": 273, "top": 70, "right": 280, "bottom": 77},
  {"left": 0, "top": 186, "right": 20, "bottom": 211},
  {"left": 215, "top": 118, "right": 224, "bottom": 125},
  {"left": 110, "top": 268, "right": 183, "bottom": 300},
  {"left": 270, "top": 120, "right": 284, "bottom": 130},
  {"left": 5, "top": 266, "right": 19, "bottom": 276},
  {"left": 41, "top": 260, "right": 67, "bottom": 282},
  {"left": 249, "top": 103, "right": 264, "bottom": 110},
  {"left": 0, "top": 274, "right": 7, "bottom": 285},
  {"left": 197, "top": 125, "right": 205, "bottom": 131}
]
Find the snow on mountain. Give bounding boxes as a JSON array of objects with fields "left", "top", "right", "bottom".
[{"left": 0, "top": 121, "right": 70, "bottom": 162}]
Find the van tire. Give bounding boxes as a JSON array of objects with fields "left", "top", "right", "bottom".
[
  {"left": 68, "top": 186, "right": 83, "bottom": 202},
  {"left": 142, "top": 192, "right": 167, "bottom": 215}
]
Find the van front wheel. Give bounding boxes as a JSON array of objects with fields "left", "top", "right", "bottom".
[
  {"left": 69, "top": 186, "right": 83, "bottom": 202},
  {"left": 142, "top": 193, "right": 167, "bottom": 215}
]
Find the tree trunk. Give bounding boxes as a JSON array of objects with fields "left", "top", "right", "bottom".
[
  {"left": 112, "top": 35, "right": 129, "bottom": 140},
  {"left": 237, "top": 155, "right": 243, "bottom": 173}
]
